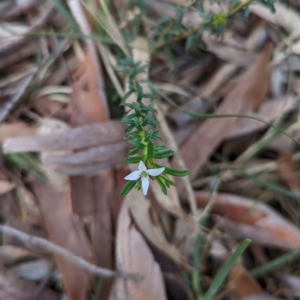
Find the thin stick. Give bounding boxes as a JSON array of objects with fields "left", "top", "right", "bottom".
[{"left": 0, "top": 225, "right": 134, "bottom": 280}]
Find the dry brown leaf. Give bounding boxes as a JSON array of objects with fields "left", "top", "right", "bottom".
[
  {"left": 226, "top": 96, "right": 295, "bottom": 140},
  {"left": 172, "top": 219, "right": 196, "bottom": 260},
  {"left": 196, "top": 192, "right": 300, "bottom": 250},
  {"left": 228, "top": 259, "right": 261, "bottom": 298},
  {"left": 111, "top": 167, "right": 128, "bottom": 225},
  {"left": 70, "top": 51, "right": 108, "bottom": 126},
  {"left": 16, "top": 184, "right": 41, "bottom": 225},
  {"left": 54, "top": 162, "right": 122, "bottom": 176},
  {"left": 0, "top": 67, "right": 37, "bottom": 122},
  {"left": 250, "top": 2, "right": 300, "bottom": 33},
  {"left": 112, "top": 199, "right": 167, "bottom": 300},
  {"left": 0, "top": 3, "right": 53, "bottom": 57},
  {"left": 277, "top": 153, "right": 300, "bottom": 192},
  {"left": 9, "top": 259, "right": 53, "bottom": 282},
  {"left": 128, "top": 189, "right": 190, "bottom": 269},
  {"left": 44, "top": 54, "right": 81, "bottom": 86},
  {"left": 37, "top": 118, "right": 70, "bottom": 192},
  {"left": 241, "top": 293, "right": 282, "bottom": 300},
  {"left": 68, "top": 51, "right": 117, "bottom": 299},
  {"left": 32, "top": 181, "right": 95, "bottom": 300},
  {"left": 0, "top": 121, "right": 35, "bottom": 143},
  {"left": 276, "top": 272, "right": 300, "bottom": 292},
  {"left": 45, "top": 142, "right": 127, "bottom": 167},
  {"left": 0, "top": 245, "right": 34, "bottom": 266},
  {"left": 177, "top": 43, "right": 273, "bottom": 190},
  {"left": 0, "top": 266, "right": 60, "bottom": 300},
  {"left": 150, "top": 177, "right": 185, "bottom": 218},
  {"left": 203, "top": 40, "right": 255, "bottom": 66},
  {"left": 0, "top": 180, "right": 14, "bottom": 195},
  {"left": 201, "top": 64, "right": 239, "bottom": 98},
  {"left": 0, "top": 0, "right": 41, "bottom": 20},
  {"left": 173, "top": 122, "right": 198, "bottom": 147},
  {"left": 3, "top": 121, "right": 124, "bottom": 153},
  {"left": 0, "top": 41, "right": 41, "bottom": 70},
  {"left": 32, "top": 96, "right": 69, "bottom": 119},
  {"left": 67, "top": 0, "right": 108, "bottom": 105}
]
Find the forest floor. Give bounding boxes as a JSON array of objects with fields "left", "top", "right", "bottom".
[{"left": 1, "top": 0, "right": 300, "bottom": 299}]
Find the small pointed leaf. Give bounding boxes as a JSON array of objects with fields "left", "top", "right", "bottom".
[
  {"left": 164, "top": 167, "right": 190, "bottom": 177},
  {"left": 146, "top": 141, "right": 155, "bottom": 160},
  {"left": 126, "top": 155, "right": 145, "bottom": 164},
  {"left": 121, "top": 181, "right": 136, "bottom": 197},
  {"left": 153, "top": 150, "right": 174, "bottom": 159}
]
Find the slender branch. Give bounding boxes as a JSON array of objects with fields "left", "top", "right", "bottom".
[
  {"left": 227, "top": 0, "right": 255, "bottom": 17},
  {"left": 0, "top": 225, "right": 136, "bottom": 280},
  {"left": 152, "top": 0, "right": 257, "bottom": 54}
]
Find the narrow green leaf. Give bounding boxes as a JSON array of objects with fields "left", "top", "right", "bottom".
[
  {"left": 148, "top": 132, "right": 161, "bottom": 141},
  {"left": 129, "top": 148, "right": 140, "bottom": 156},
  {"left": 155, "top": 145, "right": 167, "bottom": 151},
  {"left": 5, "top": 153, "right": 45, "bottom": 179},
  {"left": 128, "top": 102, "right": 140, "bottom": 115},
  {"left": 147, "top": 119, "right": 159, "bottom": 127},
  {"left": 250, "top": 248, "right": 300, "bottom": 278},
  {"left": 147, "top": 141, "right": 155, "bottom": 160},
  {"left": 121, "top": 114, "right": 136, "bottom": 123},
  {"left": 203, "top": 239, "right": 251, "bottom": 300},
  {"left": 151, "top": 135, "right": 162, "bottom": 141},
  {"left": 142, "top": 113, "right": 152, "bottom": 126},
  {"left": 162, "top": 176, "right": 175, "bottom": 186},
  {"left": 120, "top": 181, "right": 136, "bottom": 196},
  {"left": 128, "top": 139, "right": 145, "bottom": 149},
  {"left": 156, "top": 177, "right": 167, "bottom": 195},
  {"left": 124, "top": 130, "right": 139, "bottom": 140},
  {"left": 125, "top": 125, "right": 135, "bottom": 133},
  {"left": 121, "top": 90, "right": 134, "bottom": 105},
  {"left": 132, "top": 117, "right": 144, "bottom": 131},
  {"left": 142, "top": 93, "right": 155, "bottom": 99},
  {"left": 153, "top": 150, "right": 174, "bottom": 159},
  {"left": 126, "top": 155, "right": 144, "bottom": 164},
  {"left": 137, "top": 85, "right": 143, "bottom": 102},
  {"left": 164, "top": 167, "right": 190, "bottom": 177}
]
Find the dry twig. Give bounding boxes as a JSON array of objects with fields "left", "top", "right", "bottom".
[{"left": 0, "top": 225, "right": 136, "bottom": 280}]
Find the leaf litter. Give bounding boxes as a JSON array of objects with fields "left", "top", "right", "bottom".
[{"left": 1, "top": 0, "right": 300, "bottom": 300}]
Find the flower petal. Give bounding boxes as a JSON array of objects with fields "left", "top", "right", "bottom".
[
  {"left": 138, "top": 161, "right": 147, "bottom": 172},
  {"left": 141, "top": 175, "right": 150, "bottom": 196},
  {"left": 124, "top": 170, "right": 140, "bottom": 181},
  {"left": 147, "top": 167, "right": 165, "bottom": 177}
]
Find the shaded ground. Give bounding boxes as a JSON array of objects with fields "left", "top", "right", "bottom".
[{"left": 1, "top": 0, "right": 300, "bottom": 299}]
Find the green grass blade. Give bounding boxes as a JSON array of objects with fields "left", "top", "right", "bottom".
[
  {"left": 203, "top": 239, "right": 251, "bottom": 300},
  {"left": 192, "top": 228, "right": 203, "bottom": 299},
  {"left": 0, "top": 31, "right": 114, "bottom": 44},
  {"left": 192, "top": 177, "right": 221, "bottom": 299},
  {"left": 250, "top": 248, "right": 300, "bottom": 278},
  {"left": 4, "top": 153, "right": 45, "bottom": 179}
]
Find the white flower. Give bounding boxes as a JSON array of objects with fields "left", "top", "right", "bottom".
[{"left": 124, "top": 161, "right": 165, "bottom": 196}]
